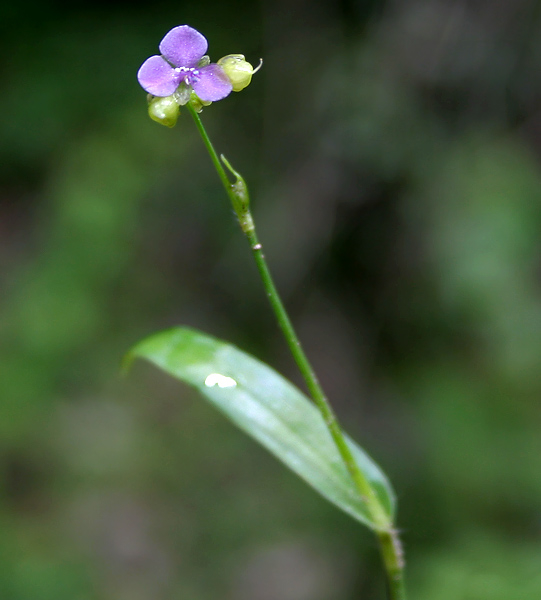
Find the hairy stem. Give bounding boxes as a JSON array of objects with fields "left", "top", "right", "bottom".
[{"left": 187, "top": 103, "right": 407, "bottom": 599}]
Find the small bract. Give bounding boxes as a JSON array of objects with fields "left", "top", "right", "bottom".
[{"left": 137, "top": 25, "right": 233, "bottom": 102}]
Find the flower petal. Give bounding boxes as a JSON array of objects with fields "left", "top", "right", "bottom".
[
  {"left": 159, "top": 25, "right": 208, "bottom": 68},
  {"left": 192, "top": 64, "right": 233, "bottom": 102},
  {"left": 137, "top": 55, "right": 182, "bottom": 96}
]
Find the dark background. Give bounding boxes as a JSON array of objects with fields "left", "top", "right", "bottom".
[{"left": 1, "top": 1, "right": 541, "bottom": 598}]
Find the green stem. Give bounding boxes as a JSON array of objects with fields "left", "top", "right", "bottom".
[
  {"left": 188, "top": 106, "right": 240, "bottom": 212},
  {"left": 379, "top": 530, "right": 407, "bottom": 600},
  {"left": 187, "top": 103, "right": 406, "bottom": 599}
]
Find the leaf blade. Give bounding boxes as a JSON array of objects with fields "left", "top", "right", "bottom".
[{"left": 129, "top": 327, "right": 395, "bottom": 528}]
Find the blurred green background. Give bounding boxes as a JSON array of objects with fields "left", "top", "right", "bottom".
[{"left": 1, "top": 1, "right": 540, "bottom": 598}]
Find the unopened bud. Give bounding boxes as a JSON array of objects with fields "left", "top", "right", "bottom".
[
  {"left": 218, "top": 55, "right": 262, "bottom": 92},
  {"left": 189, "top": 90, "right": 212, "bottom": 113},
  {"left": 148, "top": 95, "right": 180, "bottom": 127}
]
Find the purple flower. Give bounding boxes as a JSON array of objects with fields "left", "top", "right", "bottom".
[{"left": 137, "top": 25, "right": 233, "bottom": 102}]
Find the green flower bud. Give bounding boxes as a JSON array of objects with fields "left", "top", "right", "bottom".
[
  {"left": 189, "top": 90, "right": 212, "bottom": 113},
  {"left": 148, "top": 95, "right": 180, "bottom": 128},
  {"left": 218, "top": 55, "right": 262, "bottom": 92}
]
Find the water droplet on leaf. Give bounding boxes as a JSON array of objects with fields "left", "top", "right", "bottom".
[{"left": 204, "top": 373, "right": 237, "bottom": 388}]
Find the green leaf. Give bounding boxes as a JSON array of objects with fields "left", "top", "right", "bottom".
[{"left": 128, "top": 327, "right": 395, "bottom": 529}]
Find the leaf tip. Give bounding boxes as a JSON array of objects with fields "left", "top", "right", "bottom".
[{"left": 120, "top": 350, "right": 136, "bottom": 376}]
